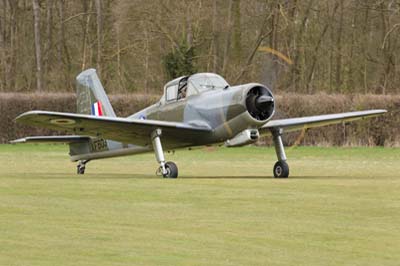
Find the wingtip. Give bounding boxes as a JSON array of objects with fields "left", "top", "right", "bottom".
[
  {"left": 15, "top": 110, "right": 51, "bottom": 122},
  {"left": 375, "top": 109, "right": 388, "bottom": 114},
  {"left": 15, "top": 112, "right": 28, "bottom": 121},
  {"left": 9, "top": 138, "right": 26, "bottom": 144},
  {"left": 366, "top": 109, "right": 387, "bottom": 115}
]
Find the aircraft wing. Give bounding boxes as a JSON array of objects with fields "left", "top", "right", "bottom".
[
  {"left": 260, "top": 109, "right": 387, "bottom": 135},
  {"left": 15, "top": 111, "right": 211, "bottom": 146}
]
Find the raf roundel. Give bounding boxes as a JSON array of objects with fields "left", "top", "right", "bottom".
[{"left": 50, "top": 119, "right": 76, "bottom": 125}]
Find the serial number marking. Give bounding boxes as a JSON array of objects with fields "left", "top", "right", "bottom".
[{"left": 90, "top": 138, "right": 108, "bottom": 152}]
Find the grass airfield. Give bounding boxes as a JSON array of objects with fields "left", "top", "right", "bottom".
[{"left": 0, "top": 144, "right": 399, "bottom": 266}]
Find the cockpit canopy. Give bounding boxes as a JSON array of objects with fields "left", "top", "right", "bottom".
[
  {"left": 190, "top": 73, "right": 229, "bottom": 92},
  {"left": 161, "top": 73, "right": 229, "bottom": 103}
]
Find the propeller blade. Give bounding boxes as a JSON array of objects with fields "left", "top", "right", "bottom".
[{"left": 255, "top": 95, "right": 274, "bottom": 110}]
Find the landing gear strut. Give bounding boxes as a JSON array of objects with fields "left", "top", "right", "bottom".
[
  {"left": 77, "top": 160, "right": 90, "bottom": 175},
  {"left": 151, "top": 129, "right": 178, "bottom": 178},
  {"left": 272, "top": 129, "right": 289, "bottom": 178}
]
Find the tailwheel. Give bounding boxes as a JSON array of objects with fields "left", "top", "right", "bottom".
[
  {"left": 163, "top": 161, "right": 178, "bottom": 178},
  {"left": 273, "top": 161, "right": 289, "bottom": 178},
  {"left": 77, "top": 164, "right": 85, "bottom": 175},
  {"left": 77, "top": 160, "right": 89, "bottom": 175}
]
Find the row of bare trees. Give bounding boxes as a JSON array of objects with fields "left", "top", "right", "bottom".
[{"left": 0, "top": 0, "right": 399, "bottom": 94}]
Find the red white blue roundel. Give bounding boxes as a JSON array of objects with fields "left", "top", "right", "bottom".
[{"left": 91, "top": 101, "right": 103, "bottom": 116}]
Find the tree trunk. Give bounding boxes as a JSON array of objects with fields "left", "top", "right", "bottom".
[
  {"left": 290, "top": 0, "right": 315, "bottom": 91},
  {"left": 32, "top": 0, "right": 43, "bottom": 91},
  {"left": 222, "top": 0, "right": 233, "bottom": 75},
  {"left": 144, "top": 24, "right": 150, "bottom": 93},
  {"left": 185, "top": 4, "right": 192, "bottom": 47},
  {"left": 269, "top": 1, "right": 279, "bottom": 50},
  {"left": 81, "top": 0, "right": 93, "bottom": 70},
  {"left": 95, "top": 0, "right": 102, "bottom": 76},
  {"left": 232, "top": 0, "right": 241, "bottom": 62},
  {"left": 8, "top": 0, "right": 18, "bottom": 90},
  {"left": 362, "top": 3, "right": 370, "bottom": 93},
  {"left": 58, "top": 0, "right": 71, "bottom": 89},
  {"left": 210, "top": 0, "right": 218, "bottom": 72},
  {"left": 116, "top": 22, "right": 122, "bottom": 91},
  {"left": 335, "top": 0, "right": 344, "bottom": 91},
  {"left": 44, "top": 0, "right": 54, "bottom": 74},
  {"left": 0, "top": 0, "right": 7, "bottom": 90}
]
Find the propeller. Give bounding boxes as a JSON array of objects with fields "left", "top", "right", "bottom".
[{"left": 246, "top": 86, "right": 275, "bottom": 121}]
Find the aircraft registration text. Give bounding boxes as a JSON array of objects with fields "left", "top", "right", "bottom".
[{"left": 90, "top": 138, "right": 108, "bottom": 152}]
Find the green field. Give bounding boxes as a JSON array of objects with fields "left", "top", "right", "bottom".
[{"left": 0, "top": 144, "right": 399, "bottom": 266}]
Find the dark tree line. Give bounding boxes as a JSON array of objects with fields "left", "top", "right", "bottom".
[{"left": 0, "top": 0, "right": 399, "bottom": 94}]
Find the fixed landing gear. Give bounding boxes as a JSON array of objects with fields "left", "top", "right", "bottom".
[
  {"left": 77, "top": 160, "right": 90, "bottom": 175},
  {"left": 152, "top": 129, "right": 178, "bottom": 178},
  {"left": 272, "top": 129, "right": 289, "bottom": 178}
]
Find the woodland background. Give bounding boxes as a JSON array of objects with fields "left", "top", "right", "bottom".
[
  {"left": 0, "top": 0, "right": 399, "bottom": 145},
  {"left": 1, "top": 0, "right": 400, "bottom": 93}
]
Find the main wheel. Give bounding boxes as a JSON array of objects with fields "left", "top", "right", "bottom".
[
  {"left": 273, "top": 161, "right": 289, "bottom": 178},
  {"left": 163, "top": 161, "right": 178, "bottom": 178}
]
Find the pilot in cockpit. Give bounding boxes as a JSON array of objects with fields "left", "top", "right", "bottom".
[
  {"left": 177, "top": 79, "right": 188, "bottom": 100},
  {"left": 177, "top": 85, "right": 187, "bottom": 100}
]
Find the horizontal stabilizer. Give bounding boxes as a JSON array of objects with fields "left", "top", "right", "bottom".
[
  {"left": 261, "top": 109, "right": 387, "bottom": 135},
  {"left": 10, "top": 135, "right": 91, "bottom": 144}
]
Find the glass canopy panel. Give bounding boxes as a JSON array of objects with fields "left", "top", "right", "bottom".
[{"left": 189, "top": 74, "right": 229, "bottom": 92}]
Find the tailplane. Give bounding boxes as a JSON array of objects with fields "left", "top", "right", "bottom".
[{"left": 76, "top": 69, "right": 116, "bottom": 117}]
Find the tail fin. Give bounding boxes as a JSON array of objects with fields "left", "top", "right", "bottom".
[{"left": 76, "top": 68, "right": 116, "bottom": 117}]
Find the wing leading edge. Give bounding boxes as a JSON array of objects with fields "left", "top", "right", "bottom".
[
  {"left": 15, "top": 110, "right": 212, "bottom": 146},
  {"left": 260, "top": 109, "right": 387, "bottom": 135}
]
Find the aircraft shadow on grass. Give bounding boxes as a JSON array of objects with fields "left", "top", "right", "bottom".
[
  {"left": 19, "top": 173, "right": 386, "bottom": 180},
  {"left": 172, "top": 175, "right": 385, "bottom": 180}
]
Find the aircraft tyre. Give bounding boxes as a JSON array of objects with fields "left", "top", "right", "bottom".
[
  {"left": 273, "top": 161, "right": 289, "bottom": 178},
  {"left": 163, "top": 161, "right": 178, "bottom": 178},
  {"left": 77, "top": 160, "right": 90, "bottom": 175},
  {"left": 77, "top": 165, "right": 85, "bottom": 175}
]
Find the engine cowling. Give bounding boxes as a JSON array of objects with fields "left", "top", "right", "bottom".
[
  {"left": 209, "top": 83, "right": 275, "bottom": 142},
  {"left": 245, "top": 86, "right": 275, "bottom": 122}
]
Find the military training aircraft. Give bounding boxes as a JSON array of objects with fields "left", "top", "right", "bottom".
[{"left": 12, "top": 69, "right": 386, "bottom": 178}]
